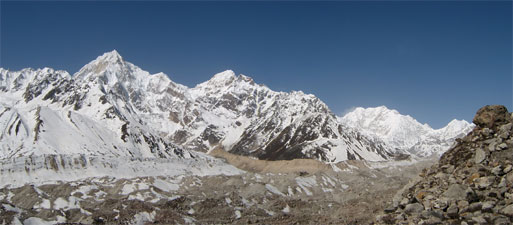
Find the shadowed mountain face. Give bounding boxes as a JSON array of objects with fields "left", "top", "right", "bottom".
[{"left": 0, "top": 50, "right": 399, "bottom": 162}]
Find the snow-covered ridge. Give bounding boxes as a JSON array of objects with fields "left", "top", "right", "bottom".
[
  {"left": 338, "top": 106, "right": 474, "bottom": 157},
  {"left": 0, "top": 50, "right": 471, "bottom": 165}
]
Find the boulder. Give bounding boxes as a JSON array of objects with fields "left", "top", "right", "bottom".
[{"left": 473, "top": 105, "right": 511, "bottom": 129}]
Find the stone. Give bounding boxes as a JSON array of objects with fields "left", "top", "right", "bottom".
[
  {"left": 498, "top": 177, "right": 507, "bottom": 188},
  {"left": 422, "top": 217, "right": 442, "bottom": 225},
  {"left": 446, "top": 203, "right": 459, "bottom": 218},
  {"left": 468, "top": 173, "right": 481, "bottom": 183},
  {"left": 458, "top": 200, "right": 469, "bottom": 209},
  {"left": 473, "top": 105, "right": 511, "bottom": 129},
  {"left": 482, "top": 128, "right": 493, "bottom": 137},
  {"left": 405, "top": 203, "right": 424, "bottom": 215},
  {"left": 493, "top": 216, "right": 511, "bottom": 225},
  {"left": 499, "top": 123, "right": 512, "bottom": 137},
  {"left": 468, "top": 202, "right": 482, "bottom": 212},
  {"left": 443, "top": 184, "right": 468, "bottom": 200},
  {"left": 504, "top": 165, "right": 512, "bottom": 174},
  {"left": 500, "top": 204, "right": 513, "bottom": 217},
  {"left": 506, "top": 172, "right": 513, "bottom": 184},
  {"left": 432, "top": 198, "right": 448, "bottom": 210},
  {"left": 441, "top": 165, "right": 455, "bottom": 174},
  {"left": 497, "top": 143, "right": 508, "bottom": 150},
  {"left": 481, "top": 201, "right": 495, "bottom": 212},
  {"left": 475, "top": 176, "right": 495, "bottom": 189},
  {"left": 474, "top": 148, "right": 486, "bottom": 164},
  {"left": 488, "top": 142, "right": 497, "bottom": 151},
  {"left": 400, "top": 197, "right": 410, "bottom": 207},
  {"left": 472, "top": 216, "right": 488, "bottom": 224},
  {"left": 394, "top": 213, "right": 405, "bottom": 221},
  {"left": 492, "top": 166, "right": 504, "bottom": 176}
]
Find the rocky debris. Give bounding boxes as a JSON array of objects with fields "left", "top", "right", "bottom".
[
  {"left": 0, "top": 156, "right": 433, "bottom": 225},
  {"left": 376, "top": 105, "right": 513, "bottom": 224}
]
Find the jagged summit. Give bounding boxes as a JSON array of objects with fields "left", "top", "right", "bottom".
[{"left": 96, "top": 49, "right": 124, "bottom": 63}]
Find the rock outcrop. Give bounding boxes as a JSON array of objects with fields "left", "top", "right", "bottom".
[{"left": 377, "top": 105, "right": 513, "bottom": 225}]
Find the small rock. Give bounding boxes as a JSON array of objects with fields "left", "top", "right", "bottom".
[
  {"left": 498, "top": 177, "right": 507, "bottom": 188},
  {"left": 395, "top": 213, "right": 405, "bottom": 221},
  {"left": 482, "top": 128, "right": 493, "bottom": 137},
  {"left": 446, "top": 203, "right": 459, "bottom": 218},
  {"left": 423, "top": 217, "right": 442, "bottom": 225},
  {"left": 493, "top": 216, "right": 511, "bottom": 225},
  {"left": 441, "top": 165, "right": 455, "bottom": 174},
  {"left": 475, "top": 148, "right": 486, "bottom": 164},
  {"left": 458, "top": 200, "right": 470, "bottom": 208},
  {"left": 492, "top": 166, "right": 504, "bottom": 176},
  {"left": 475, "top": 176, "right": 495, "bottom": 189},
  {"left": 443, "top": 184, "right": 468, "bottom": 200},
  {"left": 481, "top": 201, "right": 495, "bottom": 212},
  {"left": 432, "top": 198, "right": 448, "bottom": 210},
  {"left": 405, "top": 203, "right": 424, "bottom": 215},
  {"left": 506, "top": 172, "right": 513, "bottom": 184},
  {"left": 497, "top": 143, "right": 508, "bottom": 151},
  {"left": 468, "top": 202, "right": 482, "bottom": 212},
  {"left": 500, "top": 204, "right": 513, "bottom": 217},
  {"left": 488, "top": 141, "right": 497, "bottom": 151},
  {"left": 400, "top": 197, "right": 410, "bottom": 207},
  {"left": 467, "top": 173, "right": 480, "bottom": 183},
  {"left": 472, "top": 216, "right": 488, "bottom": 224},
  {"left": 499, "top": 123, "right": 512, "bottom": 137},
  {"left": 504, "top": 165, "right": 512, "bottom": 174}
]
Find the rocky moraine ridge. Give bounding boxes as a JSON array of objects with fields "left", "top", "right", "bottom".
[{"left": 377, "top": 105, "right": 513, "bottom": 225}]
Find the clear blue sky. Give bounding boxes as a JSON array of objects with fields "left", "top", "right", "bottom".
[{"left": 1, "top": 1, "right": 511, "bottom": 128}]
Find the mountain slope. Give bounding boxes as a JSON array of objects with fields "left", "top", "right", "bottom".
[
  {"left": 0, "top": 50, "right": 398, "bottom": 163},
  {"left": 339, "top": 106, "right": 474, "bottom": 157},
  {"left": 377, "top": 105, "right": 513, "bottom": 224}
]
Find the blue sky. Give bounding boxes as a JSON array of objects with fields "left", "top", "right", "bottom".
[{"left": 1, "top": 1, "right": 511, "bottom": 128}]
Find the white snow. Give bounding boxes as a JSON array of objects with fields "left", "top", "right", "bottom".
[
  {"left": 265, "top": 184, "right": 285, "bottom": 196},
  {"left": 152, "top": 178, "right": 180, "bottom": 192},
  {"left": 339, "top": 106, "right": 473, "bottom": 157}
]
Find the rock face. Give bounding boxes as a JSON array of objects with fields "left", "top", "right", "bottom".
[{"left": 377, "top": 105, "right": 513, "bottom": 224}]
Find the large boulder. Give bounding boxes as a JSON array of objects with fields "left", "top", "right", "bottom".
[{"left": 473, "top": 105, "right": 511, "bottom": 129}]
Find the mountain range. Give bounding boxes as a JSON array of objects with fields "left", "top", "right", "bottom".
[
  {"left": 0, "top": 50, "right": 473, "bottom": 164},
  {"left": 339, "top": 106, "right": 474, "bottom": 157}
]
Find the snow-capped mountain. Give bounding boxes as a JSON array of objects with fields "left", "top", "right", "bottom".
[
  {"left": 0, "top": 50, "right": 397, "bottom": 163},
  {"left": 338, "top": 106, "right": 474, "bottom": 157}
]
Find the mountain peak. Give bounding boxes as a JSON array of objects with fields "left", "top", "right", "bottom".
[
  {"left": 94, "top": 50, "right": 124, "bottom": 64},
  {"left": 211, "top": 70, "right": 236, "bottom": 81},
  {"left": 195, "top": 70, "right": 237, "bottom": 89}
]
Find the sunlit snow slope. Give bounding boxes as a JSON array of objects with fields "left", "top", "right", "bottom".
[{"left": 339, "top": 106, "right": 474, "bottom": 157}]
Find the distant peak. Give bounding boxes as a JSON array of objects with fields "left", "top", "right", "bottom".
[
  {"left": 195, "top": 70, "right": 236, "bottom": 88},
  {"left": 446, "top": 119, "right": 471, "bottom": 127},
  {"left": 212, "top": 70, "right": 236, "bottom": 81},
  {"left": 96, "top": 50, "right": 123, "bottom": 63}
]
